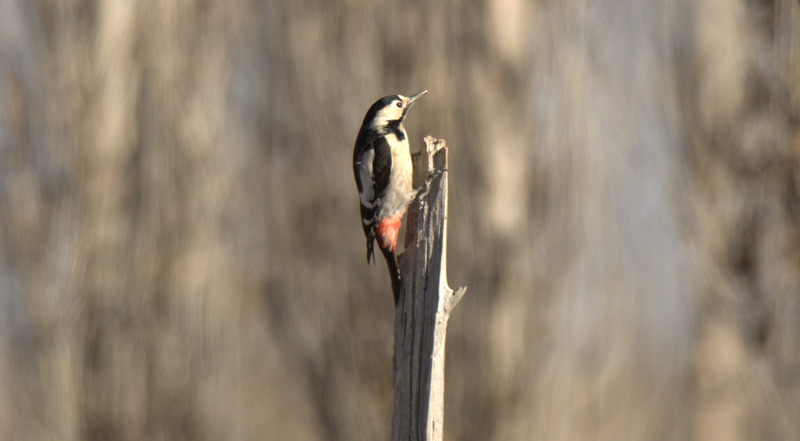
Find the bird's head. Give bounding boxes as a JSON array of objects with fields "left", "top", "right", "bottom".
[{"left": 362, "top": 90, "right": 427, "bottom": 132}]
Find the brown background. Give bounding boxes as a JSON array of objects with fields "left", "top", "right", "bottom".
[{"left": 1, "top": 1, "right": 799, "bottom": 440}]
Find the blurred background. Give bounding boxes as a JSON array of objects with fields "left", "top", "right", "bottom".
[{"left": 1, "top": 0, "right": 799, "bottom": 440}]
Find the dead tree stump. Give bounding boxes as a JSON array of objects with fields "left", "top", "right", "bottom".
[{"left": 392, "top": 136, "right": 467, "bottom": 441}]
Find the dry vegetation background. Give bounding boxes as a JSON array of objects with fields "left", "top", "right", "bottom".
[{"left": 1, "top": 0, "right": 800, "bottom": 440}]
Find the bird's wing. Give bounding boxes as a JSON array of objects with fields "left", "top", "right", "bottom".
[
  {"left": 356, "top": 146, "right": 375, "bottom": 208},
  {"left": 355, "top": 136, "right": 393, "bottom": 208},
  {"left": 370, "top": 136, "right": 392, "bottom": 199},
  {"left": 355, "top": 136, "right": 392, "bottom": 264}
]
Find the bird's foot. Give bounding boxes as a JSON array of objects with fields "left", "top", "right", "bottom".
[{"left": 412, "top": 167, "right": 446, "bottom": 200}]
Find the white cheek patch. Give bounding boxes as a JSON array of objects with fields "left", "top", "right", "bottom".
[
  {"left": 369, "top": 105, "right": 403, "bottom": 130},
  {"left": 358, "top": 148, "right": 375, "bottom": 208},
  {"left": 369, "top": 114, "right": 389, "bottom": 130}
]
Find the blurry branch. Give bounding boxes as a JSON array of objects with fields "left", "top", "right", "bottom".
[{"left": 392, "top": 137, "right": 466, "bottom": 441}]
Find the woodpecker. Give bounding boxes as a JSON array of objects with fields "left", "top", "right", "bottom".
[{"left": 353, "top": 90, "right": 427, "bottom": 305}]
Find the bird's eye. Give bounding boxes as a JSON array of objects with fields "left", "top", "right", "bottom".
[{"left": 395, "top": 101, "right": 402, "bottom": 108}]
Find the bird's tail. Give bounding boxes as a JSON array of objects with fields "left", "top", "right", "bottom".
[
  {"left": 380, "top": 245, "right": 402, "bottom": 306},
  {"left": 366, "top": 236, "right": 375, "bottom": 264}
]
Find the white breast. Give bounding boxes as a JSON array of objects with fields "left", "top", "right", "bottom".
[{"left": 378, "top": 130, "right": 414, "bottom": 220}]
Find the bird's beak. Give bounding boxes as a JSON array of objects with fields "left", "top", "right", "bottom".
[{"left": 406, "top": 90, "right": 427, "bottom": 107}]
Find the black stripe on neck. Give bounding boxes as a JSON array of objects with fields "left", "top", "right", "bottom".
[{"left": 389, "top": 123, "right": 406, "bottom": 141}]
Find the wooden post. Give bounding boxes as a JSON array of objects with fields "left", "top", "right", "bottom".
[{"left": 392, "top": 136, "right": 467, "bottom": 441}]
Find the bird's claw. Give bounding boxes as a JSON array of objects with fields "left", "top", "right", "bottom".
[
  {"left": 425, "top": 167, "right": 446, "bottom": 184},
  {"left": 412, "top": 167, "right": 446, "bottom": 200}
]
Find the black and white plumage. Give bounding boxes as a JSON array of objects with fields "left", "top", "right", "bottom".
[{"left": 353, "top": 90, "right": 426, "bottom": 305}]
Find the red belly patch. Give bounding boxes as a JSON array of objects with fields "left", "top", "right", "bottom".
[{"left": 376, "top": 215, "right": 402, "bottom": 252}]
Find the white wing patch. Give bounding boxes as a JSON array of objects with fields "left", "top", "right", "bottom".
[{"left": 358, "top": 148, "right": 375, "bottom": 208}]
